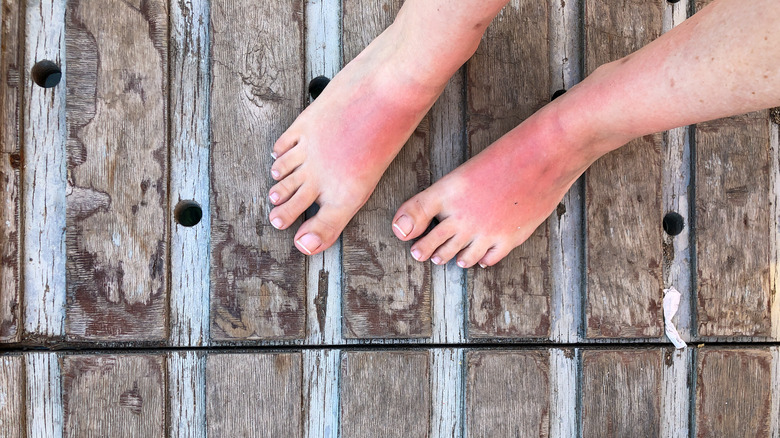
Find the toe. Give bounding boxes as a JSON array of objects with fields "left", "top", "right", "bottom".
[
  {"left": 409, "top": 218, "right": 457, "bottom": 262},
  {"left": 269, "top": 183, "right": 318, "bottom": 230},
  {"left": 273, "top": 131, "right": 298, "bottom": 158},
  {"left": 455, "top": 239, "right": 492, "bottom": 268},
  {"left": 429, "top": 234, "right": 471, "bottom": 266},
  {"left": 393, "top": 191, "right": 442, "bottom": 241},
  {"left": 294, "top": 205, "right": 352, "bottom": 255},
  {"left": 477, "top": 244, "right": 513, "bottom": 268},
  {"left": 268, "top": 171, "right": 304, "bottom": 206},
  {"left": 270, "top": 146, "right": 305, "bottom": 181}
]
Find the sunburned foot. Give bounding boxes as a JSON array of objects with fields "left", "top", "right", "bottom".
[
  {"left": 268, "top": 24, "right": 446, "bottom": 256},
  {"left": 392, "top": 103, "right": 614, "bottom": 268}
]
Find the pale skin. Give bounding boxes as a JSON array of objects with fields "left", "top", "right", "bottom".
[{"left": 269, "top": 0, "right": 780, "bottom": 268}]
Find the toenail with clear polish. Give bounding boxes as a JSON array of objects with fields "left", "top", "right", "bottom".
[
  {"left": 431, "top": 256, "right": 442, "bottom": 265},
  {"left": 269, "top": 192, "right": 280, "bottom": 203},
  {"left": 271, "top": 217, "right": 284, "bottom": 229},
  {"left": 271, "top": 151, "right": 277, "bottom": 159},
  {"left": 296, "top": 233, "right": 321, "bottom": 255},
  {"left": 457, "top": 260, "right": 466, "bottom": 268},
  {"left": 479, "top": 263, "right": 487, "bottom": 268},
  {"left": 411, "top": 248, "right": 421, "bottom": 261},
  {"left": 271, "top": 169, "right": 280, "bottom": 179},
  {"left": 393, "top": 215, "right": 414, "bottom": 238}
]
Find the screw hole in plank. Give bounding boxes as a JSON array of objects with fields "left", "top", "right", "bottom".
[
  {"left": 662, "top": 212, "right": 685, "bottom": 236},
  {"left": 551, "top": 89, "right": 566, "bottom": 101},
  {"left": 308, "top": 76, "right": 330, "bottom": 100},
  {"left": 175, "top": 200, "right": 203, "bottom": 227},
  {"left": 31, "top": 60, "right": 62, "bottom": 88}
]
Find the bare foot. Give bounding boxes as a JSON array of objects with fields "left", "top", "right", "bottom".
[
  {"left": 391, "top": 103, "right": 615, "bottom": 268},
  {"left": 268, "top": 24, "right": 447, "bottom": 256}
]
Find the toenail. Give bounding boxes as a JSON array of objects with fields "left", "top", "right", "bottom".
[
  {"left": 296, "top": 233, "right": 321, "bottom": 255},
  {"left": 457, "top": 260, "right": 466, "bottom": 268},
  {"left": 479, "top": 263, "right": 487, "bottom": 268},
  {"left": 271, "top": 217, "right": 283, "bottom": 229},
  {"left": 269, "top": 192, "right": 280, "bottom": 203},
  {"left": 393, "top": 215, "right": 414, "bottom": 238},
  {"left": 411, "top": 248, "right": 421, "bottom": 261},
  {"left": 271, "top": 169, "right": 280, "bottom": 179},
  {"left": 431, "top": 256, "right": 442, "bottom": 265},
  {"left": 271, "top": 151, "right": 277, "bottom": 159}
]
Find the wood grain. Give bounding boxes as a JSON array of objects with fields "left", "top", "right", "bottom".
[
  {"left": 169, "top": 351, "right": 206, "bottom": 438},
  {"left": 549, "top": 348, "right": 578, "bottom": 438},
  {"left": 584, "top": 0, "right": 664, "bottom": 338},
  {"left": 169, "top": 0, "right": 211, "bottom": 347},
  {"left": 695, "top": 112, "right": 772, "bottom": 337},
  {"left": 581, "top": 349, "right": 663, "bottom": 437},
  {"left": 341, "top": 0, "right": 432, "bottom": 339},
  {"left": 64, "top": 0, "right": 168, "bottom": 341},
  {"left": 431, "top": 348, "right": 464, "bottom": 437},
  {"left": 206, "top": 353, "right": 302, "bottom": 437},
  {"left": 25, "top": 352, "right": 63, "bottom": 438},
  {"left": 0, "top": 0, "right": 21, "bottom": 342},
  {"left": 23, "top": 0, "right": 67, "bottom": 338},
  {"left": 303, "top": 349, "right": 340, "bottom": 438},
  {"left": 0, "top": 356, "right": 23, "bottom": 438},
  {"left": 465, "top": 350, "right": 550, "bottom": 437},
  {"left": 62, "top": 354, "right": 165, "bottom": 437},
  {"left": 340, "top": 351, "right": 430, "bottom": 437},
  {"left": 209, "top": 0, "right": 306, "bottom": 341},
  {"left": 467, "top": 0, "right": 551, "bottom": 339},
  {"left": 695, "top": 348, "right": 772, "bottom": 437}
]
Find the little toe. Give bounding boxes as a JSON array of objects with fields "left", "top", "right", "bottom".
[
  {"left": 270, "top": 146, "right": 305, "bottom": 181},
  {"left": 269, "top": 184, "right": 317, "bottom": 230},
  {"left": 294, "top": 205, "right": 353, "bottom": 255},
  {"left": 429, "top": 234, "right": 471, "bottom": 266},
  {"left": 409, "top": 218, "right": 457, "bottom": 262},
  {"left": 455, "top": 239, "right": 492, "bottom": 268},
  {"left": 268, "top": 171, "right": 304, "bottom": 206},
  {"left": 273, "top": 131, "right": 298, "bottom": 158},
  {"left": 393, "top": 191, "right": 442, "bottom": 240},
  {"left": 477, "top": 244, "right": 513, "bottom": 268}
]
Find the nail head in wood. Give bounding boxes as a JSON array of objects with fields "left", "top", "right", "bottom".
[
  {"left": 308, "top": 76, "right": 330, "bottom": 100},
  {"left": 663, "top": 212, "right": 685, "bottom": 236}
]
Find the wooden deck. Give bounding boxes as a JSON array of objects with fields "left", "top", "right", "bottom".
[{"left": 1, "top": 0, "right": 779, "bottom": 436}]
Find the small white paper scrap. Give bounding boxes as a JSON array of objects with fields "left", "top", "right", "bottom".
[{"left": 663, "top": 287, "right": 687, "bottom": 349}]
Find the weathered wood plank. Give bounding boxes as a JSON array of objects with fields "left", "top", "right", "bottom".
[
  {"left": 662, "top": 348, "right": 691, "bottom": 438},
  {"left": 210, "top": 0, "right": 306, "bottom": 341},
  {"left": 340, "top": 351, "right": 430, "bottom": 437},
  {"left": 206, "top": 353, "right": 302, "bottom": 437},
  {"left": 23, "top": 0, "right": 67, "bottom": 339},
  {"left": 465, "top": 350, "right": 550, "bottom": 437},
  {"left": 770, "top": 347, "right": 780, "bottom": 437},
  {"left": 431, "top": 348, "right": 464, "bottom": 438},
  {"left": 341, "top": 0, "right": 432, "bottom": 339},
  {"left": 695, "top": 112, "right": 772, "bottom": 338},
  {"left": 26, "top": 352, "right": 63, "bottom": 438},
  {"left": 549, "top": 0, "right": 585, "bottom": 343},
  {"left": 774, "top": 117, "right": 780, "bottom": 341},
  {"left": 304, "top": 0, "right": 343, "bottom": 346},
  {"left": 581, "top": 349, "right": 663, "bottom": 437},
  {"left": 661, "top": 0, "right": 693, "bottom": 342},
  {"left": 0, "top": 0, "right": 21, "bottom": 342},
  {"left": 467, "top": 0, "right": 551, "bottom": 339},
  {"left": 584, "top": 0, "right": 665, "bottom": 339},
  {"left": 550, "top": 348, "right": 578, "bottom": 438},
  {"left": 0, "top": 355, "right": 24, "bottom": 437},
  {"left": 64, "top": 0, "right": 168, "bottom": 341},
  {"left": 695, "top": 348, "right": 772, "bottom": 437},
  {"left": 62, "top": 354, "right": 165, "bottom": 437},
  {"left": 430, "top": 70, "right": 468, "bottom": 345},
  {"left": 169, "top": 351, "right": 206, "bottom": 438},
  {"left": 170, "top": 0, "right": 211, "bottom": 347},
  {"left": 303, "top": 349, "right": 340, "bottom": 438}
]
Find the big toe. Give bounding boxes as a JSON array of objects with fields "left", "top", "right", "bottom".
[
  {"left": 293, "top": 204, "right": 353, "bottom": 255},
  {"left": 392, "top": 191, "right": 442, "bottom": 241}
]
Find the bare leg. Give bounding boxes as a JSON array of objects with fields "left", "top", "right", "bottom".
[
  {"left": 268, "top": 0, "right": 508, "bottom": 255},
  {"left": 393, "top": 0, "right": 780, "bottom": 267}
]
